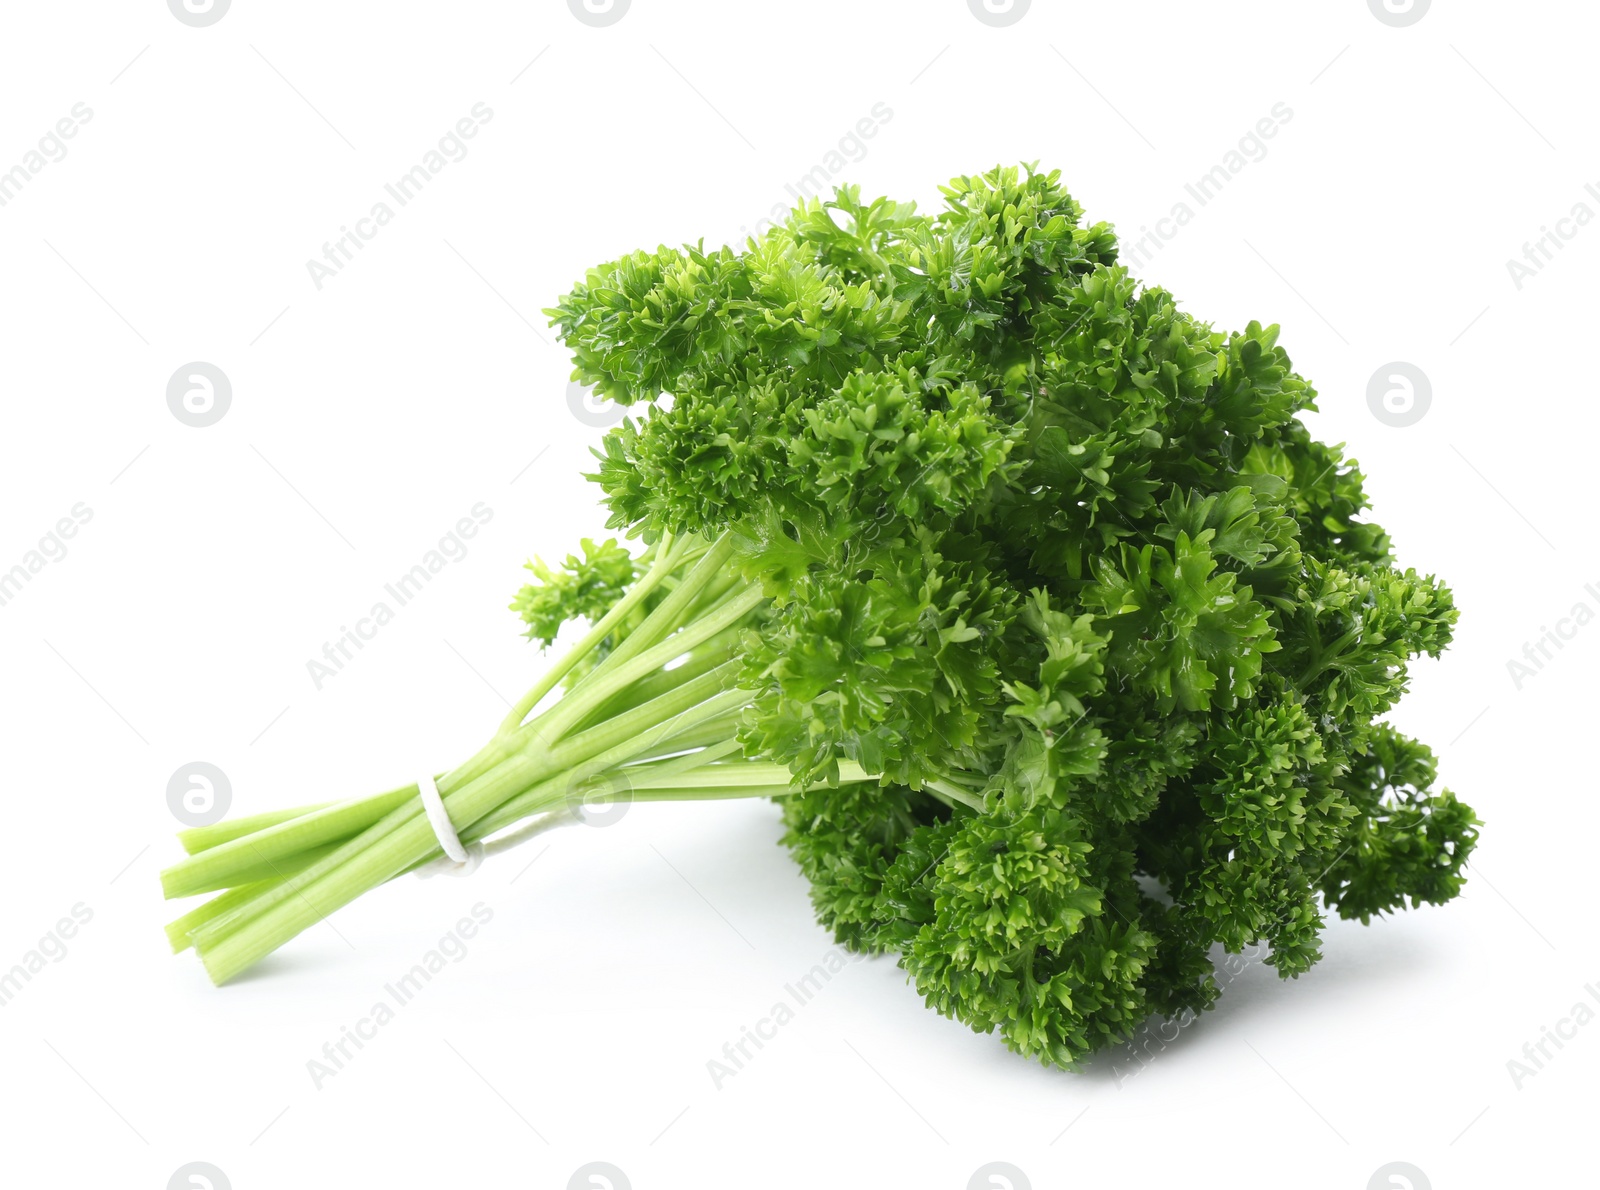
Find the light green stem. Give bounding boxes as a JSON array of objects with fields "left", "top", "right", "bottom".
[{"left": 165, "top": 528, "right": 794, "bottom": 986}]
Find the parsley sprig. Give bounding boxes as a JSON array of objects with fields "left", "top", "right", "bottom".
[{"left": 164, "top": 166, "right": 1476, "bottom": 1070}]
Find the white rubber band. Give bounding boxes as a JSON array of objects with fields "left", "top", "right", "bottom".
[
  {"left": 413, "top": 775, "right": 582, "bottom": 880},
  {"left": 417, "top": 773, "right": 469, "bottom": 863}
]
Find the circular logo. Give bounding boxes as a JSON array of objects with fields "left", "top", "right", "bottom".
[
  {"left": 1368, "top": 1162, "right": 1431, "bottom": 1190},
  {"left": 167, "top": 0, "right": 231, "bottom": 27},
  {"left": 167, "top": 762, "right": 232, "bottom": 828},
  {"left": 567, "top": 380, "right": 627, "bottom": 428},
  {"left": 167, "top": 362, "right": 232, "bottom": 427},
  {"left": 567, "top": 772, "right": 633, "bottom": 828},
  {"left": 969, "top": 1163, "right": 1030, "bottom": 1190},
  {"left": 567, "top": 0, "right": 630, "bottom": 27},
  {"left": 1366, "top": 362, "right": 1431, "bottom": 427},
  {"left": 168, "top": 1163, "right": 231, "bottom": 1190},
  {"left": 967, "top": 0, "right": 1030, "bottom": 26},
  {"left": 1367, "top": 0, "right": 1430, "bottom": 27},
  {"left": 568, "top": 1162, "right": 631, "bottom": 1190}
]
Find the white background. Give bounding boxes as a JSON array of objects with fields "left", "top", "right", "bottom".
[{"left": 0, "top": 1, "right": 1594, "bottom": 1187}]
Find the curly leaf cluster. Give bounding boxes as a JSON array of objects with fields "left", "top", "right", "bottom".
[{"left": 546, "top": 164, "right": 1479, "bottom": 1068}]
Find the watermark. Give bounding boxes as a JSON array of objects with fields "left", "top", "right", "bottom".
[
  {"left": 1366, "top": 362, "right": 1431, "bottom": 428},
  {"left": 1111, "top": 941, "right": 1266, "bottom": 1086},
  {"left": 735, "top": 103, "right": 895, "bottom": 245},
  {"left": 168, "top": 362, "right": 232, "bottom": 427},
  {"left": 1505, "top": 581, "right": 1600, "bottom": 690},
  {"left": 306, "top": 502, "right": 494, "bottom": 690},
  {"left": 0, "top": 103, "right": 93, "bottom": 211},
  {"left": 707, "top": 944, "right": 866, "bottom": 1088},
  {"left": 1369, "top": 1162, "right": 1430, "bottom": 1189},
  {"left": 169, "top": 0, "right": 230, "bottom": 27},
  {"left": 1120, "top": 103, "right": 1294, "bottom": 271},
  {"left": 0, "top": 903, "right": 93, "bottom": 1009},
  {"left": 1368, "top": 0, "right": 1430, "bottom": 28},
  {"left": 306, "top": 903, "right": 493, "bottom": 1089},
  {"left": 568, "top": 381, "right": 626, "bottom": 428},
  {"left": 568, "top": 0, "right": 630, "bottom": 27},
  {"left": 0, "top": 503, "right": 93, "bottom": 610},
  {"left": 1505, "top": 981, "right": 1600, "bottom": 1090},
  {"left": 569, "top": 1163, "right": 631, "bottom": 1189},
  {"left": 168, "top": 1163, "right": 231, "bottom": 1190},
  {"left": 1505, "top": 183, "right": 1598, "bottom": 291},
  {"left": 567, "top": 770, "right": 633, "bottom": 827},
  {"left": 969, "top": 1162, "right": 1030, "bottom": 1190},
  {"left": 306, "top": 103, "right": 494, "bottom": 290},
  {"left": 167, "top": 762, "right": 232, "bottom": 828},
  {"left": 968, "top": 0, "right": 1030, "bottom": 27}
]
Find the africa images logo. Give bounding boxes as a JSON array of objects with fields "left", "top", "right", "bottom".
[{"left": 968, "top": 0, "right": 1030, "bottom": 27}]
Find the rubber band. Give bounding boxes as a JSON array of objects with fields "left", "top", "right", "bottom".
[
  {"left": 414, "top": 775, "right": 582, "bottom": 879},
  {"left": 415, "top": 773, "right": 485, "bottom": 878},
  {"left": 417, "top": 773, "right": 467, "bottom": 861}
]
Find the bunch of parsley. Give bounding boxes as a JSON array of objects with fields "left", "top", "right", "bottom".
[{"left": 164, "top": 165, "right": 1476, "bottom": 1070}]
